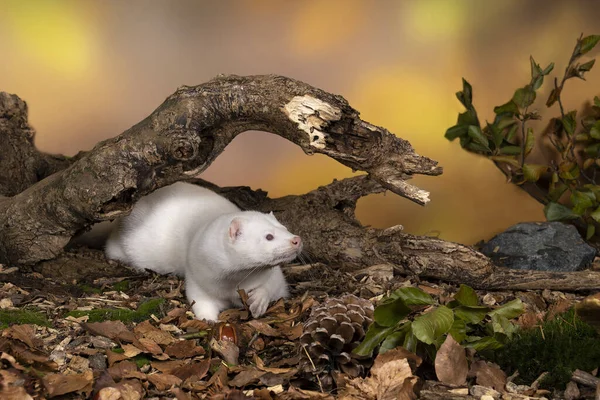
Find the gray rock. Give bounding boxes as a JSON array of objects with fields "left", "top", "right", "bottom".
[{"left": 480, "top": 222, "right": 596, "bottom": 272}]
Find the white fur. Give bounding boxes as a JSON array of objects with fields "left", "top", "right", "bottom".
[{"left": 105, "top": 182, "right": 301, "bottom": 321}]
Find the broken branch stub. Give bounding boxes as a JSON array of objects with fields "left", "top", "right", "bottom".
[{"left": 0, "top": 74, "right": 441, "bottom": 266}]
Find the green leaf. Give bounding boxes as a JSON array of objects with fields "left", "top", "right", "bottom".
[
  {"left": 467, "top": 125, "right": 489, "bottom": 150},
  {"left": 457, "top": 109, "right": 479, "bottom": 126},
  {"left": 512, "top": 86, "right": 536, "bottom": 109},
  {"left": 548, "top": 181, "right": 568, "bottom": 202},
  {"left": 559, "top": 162, "right": 580, "bottom": 180},
  {"left": 590, "top": 205, "right": 600, "bottom": 222},
  {"left": 389, "top": 287, "right": 435, "bottom": 306},
  {"left": 464, "top": 336, "right": 504, "bottom": 351},
  {"left": 490, "top": 156, "right": 519, "bottom": 167},
  {"left": 522, "top": 164, "right": 548, "bottom": 182},
  {"left": 460, "top": 78, "right": 473, "bottom": 108},
  {"left": 488, "top": 123, "right": 503, "bottom": 148},
  {"left": 379, "top": 323, "right": 411, "bottom": 354},
  {"left": 543, "top": 62, "right": 555, "bottom": 75},
  {"left": 488, "top": 299, "right": 524, "bottom": 320},
  {"left": 448, "top": 319, "right": 467, "bottom": 343},
  {"left": 580, "top": 35, "right": 600, "bottom": 55},
  {"left": 506, "top": 124, "right": 519, "bottom": 144},
  {"left": 546, "top": 87, "right": 562, "bottom": 107},
  {"left": 576, "top": 133, "right": 591, "bottom": 142},
  {"left": 587, "top": 224, "right": 596, "bottom": 240},
  {"left": 445, "top": 124, "right": 468, "bottom": 141},
  {"left": 544, "top": 202, "right": 579, "bottom": 221},
  {"left": 496, "top": 117, "right": 517, "bottom": 131},
  {"left": 524, "top": 127, "right": 535, "bottom": 155},
  {"left": 494, "top": 100, "right": 519, "bottom": 116},
  {"left": 374, "top": 297, "right": 412, "bottom": 327},
  {"left": 454, "top": 284, "right": 479, "bottom": 307},
  {"left": 353, "top": 322, "right": 394, "bottom": 357},
  {"left": 570, "top": 190, "right": 596, "bottom": 215},
  {"left": 454, "top": 305, "right": 490, "bottom": 324},
  {"left": 590, "top": 121, "right": 600, "bottom": 140},
  {"left": 489, "top": 314, "right": 518, "bottom": 337},
  {"left": 412, "top": 306, "right": 454, "bottom": 345},
  {"left": 561, "top": 111, "right": 577, "bottom": 135},
  {"left": 530, "top": 56, "right": 543, "bottom": 78},
  {"left": 404, "top": 331, "right": 418, "bottom": 354},
  {"left": 579, "top": 59, "right": 596, "bottom": 72},
  {"left": 585, "top": 143, "right": 600, "bottom": 156},
  {"left": 499, "top": 145, "right": 522, "bottom": 155},
  {"left": 595, "top": 96, "right": 600, "bottom": 107}
]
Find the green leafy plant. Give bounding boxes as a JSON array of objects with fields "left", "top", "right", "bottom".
[
  {"left": 445, "top": 34, "right": 600, "bottom": 239},
  {"left": 353, "top": 285, "right": 524, "bottom": 361},
  {"left": 484, "top": 308, "right": 600, "bottom": 389}
]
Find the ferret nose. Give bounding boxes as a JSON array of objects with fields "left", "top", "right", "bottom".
[{"left": 291, "top": 236, "right": 302, "bottom": 247}]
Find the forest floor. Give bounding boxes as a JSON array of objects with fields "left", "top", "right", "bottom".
[{"left": 0, "top": 248, "right": 595, "bottom": 400}]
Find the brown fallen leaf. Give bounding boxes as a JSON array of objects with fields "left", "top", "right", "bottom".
[
  {"left": 468, "top": 360, "right": 507, "bottom": 393},
  {"left": 210, "top": 338, "right": 239, "bottom": 366},
  {"left": 108, "top": 360, "right": 145, "bottom": 380},
  {"left": 0, "top": 369, "right": 34, "bottom": 400},
  {"left": 435, "top": 335, "right": 468, "bottom": 386},
  {"left": 122, "top": 344, "right": 143, "bottom": 358},
  {"left": 42, "top": 370, "right": 94, "bottom": 398},
  {"left": 0, "top": 338, "right": 57, "bottom": 371},
  {"left": 151, "top": 359, "right": 187, "bottom": 374},
  {"left": 82, "top": 321, "right": 135, "bottom": 342},
  {"left": 246, "top": 320, "right": 281, "bottom": 337},
  {"left": 138, "top": 337, "right": 163, "bottom": 355},
  {"left": 339, "top": 348, "right": 418, "bottom": 400},
  {"left": 229, "top": 368, "right": 267, "bottom": 387},
  {"left": 147, "top": 373, "right": 183, "bottom": 391},
  {"left": 171, "top": 359, "right": 211, "bottom": 381},
  {"left": 165, "top": 339, "right": 205, "bottom": 358},
  {"left": 106, "top": 349, "right": 128, "bottom": 367},
  {"left": 1, "top": 324, "right": 41, "bottom": 348},
  {"left": 134, "top": 320, "right": 176, "bottom": 345},
  {"left": 114, "top": 379, "right": 145, "bottom": 400},
  {"left": 160, "top": 307, "right": 187, "bottom": 324}
]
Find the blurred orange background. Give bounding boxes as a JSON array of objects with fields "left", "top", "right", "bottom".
[{"left": 1, "top": 0, "right": 599, "bottom": 245}]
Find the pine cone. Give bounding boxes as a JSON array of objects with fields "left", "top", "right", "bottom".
[{"left": 299, "top": 294, "right": 374, "bottom": 385}]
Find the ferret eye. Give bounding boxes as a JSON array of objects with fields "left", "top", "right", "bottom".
[{"left": 266, "top": 234, "right": 274, "bottom": 241}]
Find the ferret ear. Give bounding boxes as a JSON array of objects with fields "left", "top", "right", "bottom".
[
  {"left": 229, "top": 218, "right": 243, "bottom": 241},
  {"left": 267, "top": 211, "right": 278, "bottom": 221}
]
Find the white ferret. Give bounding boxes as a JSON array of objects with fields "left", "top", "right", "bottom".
[{"left": 104, "top": 182, "right": 302, "bottom": 321}]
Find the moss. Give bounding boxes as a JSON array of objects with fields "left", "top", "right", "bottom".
[
  {"left": 484, "top": 309, "right": 600, "bottom": 389},
  {"left": 0, "top": 309, "right": 51, "bottom": 328},
  {"left": 79, "top": 284, "right": 102, "bottom": 294},
  {"left": 66, "top": 298, "right": 166, "bottom": 323},
  {"left": 111, "top": 280, "right": 130, "bottom": 292},
  {"left": 134, "top": 355, "right": 152, "bottom": 368}
]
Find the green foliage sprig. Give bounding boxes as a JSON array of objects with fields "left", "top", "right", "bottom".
[
  {"left": 445, "top": 34, "right": 600, "bottom": 239},
  {"left": 353, "top": 285, "right": 524, "bottom": 360}
]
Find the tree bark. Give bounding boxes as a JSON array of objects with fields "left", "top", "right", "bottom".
[
  {"left": 205, "top": 176, "right": 600, "bottom": 291},
  {"left": 1, "top": 74, "right": 598, "bottom": 292},
  {"left": 0, "top": 74, "right": 440, "bottom": 266}
]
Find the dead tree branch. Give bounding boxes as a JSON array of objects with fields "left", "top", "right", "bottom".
[{"left": 0, "top": 75, "right": 440, "bottom": 265}]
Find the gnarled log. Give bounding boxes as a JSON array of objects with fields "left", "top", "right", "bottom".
[{"left": 0, "top": 74, "right": 440, "bottom": 266}]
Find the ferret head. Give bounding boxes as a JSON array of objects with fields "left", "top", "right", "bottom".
[{"left": 227, "top": 211, "right": 303, "bottom": 268}]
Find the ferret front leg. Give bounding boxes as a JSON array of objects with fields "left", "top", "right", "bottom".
[
  {"left": 185, "top": 278, "right": 226, "bottom": 322},
  {"left": 246, "top": 267, "right": 289, "bottom": 318}
]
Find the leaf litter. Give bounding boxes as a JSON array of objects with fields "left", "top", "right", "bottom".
[{"left": 0, "top": 253, "right": 593, "bottom": 399}]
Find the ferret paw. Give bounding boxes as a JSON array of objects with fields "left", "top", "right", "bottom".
[{"left": 247, "top": 287, "right": 270, "bottom": 318}]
